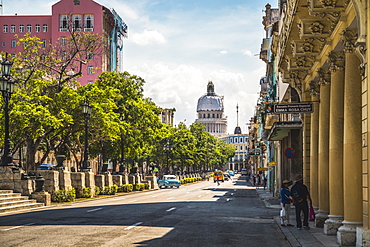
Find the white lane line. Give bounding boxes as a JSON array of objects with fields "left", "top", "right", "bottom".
[
  {"left": 110, "top": 198, "right": 122, "bottom": 201},
  {"left": 167, "top": 197, "right": 175, "bottom": 200},
  {"left": 3, "top": 223, "right": 35, "bottom": 231},
  {"left": 124, "top": 222, "right": 143, "bottom": 230},
  {"left": 226, "top": 198, "right": 231, "bottom": 202},
  {"left": 231, "top": 193, "right": 234, "bottom": 196},
  {"left": 166, "top": 207, "right": 176, "bottom": 212},
  {"left": 87, "top": 207, "right": 103, "bottom": 213}
]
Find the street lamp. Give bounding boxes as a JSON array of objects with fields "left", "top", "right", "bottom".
[
  {"left": 119, "top": 114, "right": 125, "bottom": 174},
  {"left": 0, "top": 56, "right": 15, "bottom": 167},
  {"left": 163, "top": 140, "right": 172, "bottom": 174},
  {"left": 81, "top": 101, "right": 93, "bottom": 171}
]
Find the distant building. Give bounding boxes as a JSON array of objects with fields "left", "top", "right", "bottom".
[
  {"left": 0, "top": 0, "right": 128, "bottom": 86},
  {"left": 219, "top": 105, "right": 249, "bottom": 171},
  {"left": 195, "top": 81, "right": 227, "bottom": 137},
  {"left": 160, "top": 108, "right": 175, "bottom": 126}
]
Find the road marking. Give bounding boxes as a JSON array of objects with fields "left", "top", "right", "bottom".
[
  {"left": 124, "top": 222, "right": 143, "bottom": 230},
  {"left": 166, "top": 207, "right": 176, "bottom": 212},
  {"left": 226, "top": 198, "right": 231, "bottom": 202},
  {"left": 231, "top": 193, "right": 234, "bottom": 196},
  {"left": 111, "top": 198, "right": 122, "bottom": 201},
  {"left": 167, "top": 197, "right": 175, "bottom": 200},
  {"left": 87, "top": 207, "right": 103, "bottom": 213},
  {"left": 3, "top": 223, "right": 35, "bottom": 231},
  {"left": 129, "top": 200, "right": 137, "bottom": 203}
]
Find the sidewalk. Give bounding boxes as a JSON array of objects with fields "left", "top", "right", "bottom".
[{"left": 256, "top": 188, "right": 340, "bottom": 247}]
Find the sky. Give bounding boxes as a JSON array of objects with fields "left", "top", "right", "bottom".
[{"left": 2, "top": 0, "right": 277, "bottom": 134}]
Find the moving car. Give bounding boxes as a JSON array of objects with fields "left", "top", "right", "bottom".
[
  {"left": 213, "top": 171, "right": 224, "bottom": 183},
  {"left": 158, "top": 175, "right": 181, "bottom": 189}
]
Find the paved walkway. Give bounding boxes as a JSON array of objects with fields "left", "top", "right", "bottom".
[{"left": 256, "top": 188, "right": 341, "bottom": 247}]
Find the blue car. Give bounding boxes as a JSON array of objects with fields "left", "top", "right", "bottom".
[
  {"left": 228, "top": 170, "right": 235, "bottom": 176},
  {"left": 37, "top": 163, "right": 56, "bottom": 170},
  {"left": 158, "top": 175, "right": 181, "bottom": 189}
]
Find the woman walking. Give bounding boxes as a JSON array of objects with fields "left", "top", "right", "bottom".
[{"left": 280, "top": 180, "right": 293, "bottom": 227}]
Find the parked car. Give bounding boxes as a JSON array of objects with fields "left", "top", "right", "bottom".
[
  {"left": 158, "top": 175, "right": 181, "bottom": 189},
  {"left": 37, "top": 164, "right": 56, "bottom": 170},
  {"left": 227, "top": 170, "right": 235, "bottom": 176},
  {"left": 241, "top": 168, "right": 247, "bottom": 176}
]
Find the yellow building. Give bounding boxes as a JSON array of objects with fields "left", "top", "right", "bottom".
[{"left": 273, "top": 0, "right": 370, "bottom": 245}]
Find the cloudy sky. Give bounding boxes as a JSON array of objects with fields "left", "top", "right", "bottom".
[{"left": 3, "top": 0, "right": 277, "bottom": 134}]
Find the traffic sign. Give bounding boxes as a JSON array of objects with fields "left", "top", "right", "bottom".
[{"left": 284, "top": 148, "right": 296, "bottom": 159}]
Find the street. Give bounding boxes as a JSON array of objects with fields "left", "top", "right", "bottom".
[{"left": 0, "top": 176, "right": 288, "bottom": 247}]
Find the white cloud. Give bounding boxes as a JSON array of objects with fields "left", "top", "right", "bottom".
[
  {"left": 219, "top": 50, "right": 228, "bottom": 54},
  {"left": 242, "top": 49, "right": 253, "bottom": 57},
  {"left": 132, "top": 30, "right": 167, "bottom": 45}
]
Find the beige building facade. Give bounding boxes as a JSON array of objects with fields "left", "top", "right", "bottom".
[{"left": 274, "top": 0, "right": 369, "bottom": 245}]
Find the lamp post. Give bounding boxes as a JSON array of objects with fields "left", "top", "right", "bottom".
[
  {"left": 163, "top": 140, "right": 172, "bottom": 174},
  {"left": 81, "top": 101, "right": 93, "bottom": 171},
  {"left": 119, "top": 114, "right": 125, "bottom": 174},
  {"left": 0, "top": 56, "right": 15, "bottom": 167}
]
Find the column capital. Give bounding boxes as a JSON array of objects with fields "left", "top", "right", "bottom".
[
  {"left": 308, "top": 80, "right": 320, "bottom": 96},
  {"left": 317, "top": 68, "right": 331, "bottom": 86},
  {"left": 328, "top": 51, "right": 345, "bottom": 72},
  {"left": 342, "top": 29, "right": 358, "bottom": 53}
]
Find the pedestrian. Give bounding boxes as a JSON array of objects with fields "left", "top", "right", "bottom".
[
  {"left": 263, "top": 175, "right": 268, "bottom": 190},
  {"left": 255, "top": 174, "right": 260, "bottom": 189},
  {"left": 290, "top": 175, "right": 312, "bottom": 230},
  {"left": 280, "top": 180, "right": 293, "bottom": 227}
]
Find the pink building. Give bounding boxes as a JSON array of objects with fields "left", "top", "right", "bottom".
[{"left": 0, "top": 0, "right": 127, "bottom": 85}]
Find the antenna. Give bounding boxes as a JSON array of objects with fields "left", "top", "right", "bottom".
[{"left": 0, "top": 0, "right": 3, "bottom": 15}]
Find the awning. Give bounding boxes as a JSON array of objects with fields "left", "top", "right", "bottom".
[{"left": 267, "top": 121, "right": 302, "bottom": 141}]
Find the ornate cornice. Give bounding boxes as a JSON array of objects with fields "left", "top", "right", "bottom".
[
  {"left": 317, "top": 68, "right": 331, "bottom": 86},
  {"left": 342, "top": 29, "right": 358, "bottom": 53},
  {"left": 327, "top": 51, "right": 345, "bottom": 72}
]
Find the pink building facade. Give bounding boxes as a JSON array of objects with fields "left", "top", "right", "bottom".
[{"left": 0, "top": 0, "right": 127, "bottom": 85}]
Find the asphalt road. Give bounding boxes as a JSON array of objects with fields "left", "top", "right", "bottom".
[{"left": 0, "top": 176, "right": 288, "bottom": 247}]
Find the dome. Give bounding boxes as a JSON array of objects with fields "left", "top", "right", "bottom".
[{"left": 197, "top": 81, "right": 223, "bottom": 112}]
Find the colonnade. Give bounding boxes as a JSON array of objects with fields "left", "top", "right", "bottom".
[{"left": 307, "top": 29, "right": 363, "bottom": 245}]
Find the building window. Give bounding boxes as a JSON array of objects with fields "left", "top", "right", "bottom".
[
  {"left": 10, "top": 25, "right": 16, "bottom": 33},
  {"left": 19, "top": 24, "right": 24, "bottom": 33},
  {"left": 84, "top": 14, "right": 94, "bottom": 31},
  {"left": 87, "top": 66, "right": 93, "bottom": 74},
  {"left": 26, "top": 24, "right": 32, "bottom": 33},
  {"left": 35, "top": 24, "right": 40, "bottom": 32},
  {"left": 60, "top": 15, "right": 68, "bottom": 32},
  {"left": 72, "top": 15, "right": 82, "bottom": 31},
  {"left": 87, "top": 52, "right": 94, "bottom": 60},
  {"left": 88, "top": 81, "right": 93, "bottom": 84},
  {"left": 42, "top": 39, "right": 46, "bottom": 48},
  {"left": 43, "top": 24, "right": 48, "bottom": 32},
  {"left": 234, "top": 137, "right": 237, "bottom": 143},
  {"left": 61, "top": 36, "right": 66, "bottom": 45},
  {"left": 240, "top": 137, "right": 243, "bottom": 142},
  {"left": 2, "top": 42, "right": 5, "bottom": 47},
  {"left": 3, "top": 25, "right": 8, "bottom": 33},
  {"left": 11, "top": 40, "right": 16, "bottom": 48},
  {"left": 61, "top": 51, "right": 66, "bottom": 60}
]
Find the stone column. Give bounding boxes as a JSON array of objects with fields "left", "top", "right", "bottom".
[
  {"left": 71, "top": 172, "right": 85, "bottom": 198},
  {"left": 316, "top": 68, "right": 331, "bottom": 227},
  {"left": 337, "top": 29, "right": 363, "bottom": 246},
  {"left": 112, "top": 175, "right": 123, "bottom": 186},
  {"left": 95, "top": 174, "right": 105, "bottom": 188},
  {"left": 310, "top": 93, "right": 320, "bottom": 212},
  {"left": 84, "top": 172, "right": 95, "bottom": 197},
  {"left": 58, "top": 170, "right": 72, "bottom": 191},
  {"left": 104, "top": 173, "right": 113, "bottom": 187},
  {"left": 324, "top": 51, "right": 345, "bottom": 235}
]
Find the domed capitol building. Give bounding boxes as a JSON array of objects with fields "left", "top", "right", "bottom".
[{"left": 195, "top": 81, "right": 227, "bottom": 137}]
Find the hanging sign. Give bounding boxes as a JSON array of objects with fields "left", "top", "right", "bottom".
[{"left": 273, "top": 103, "right": 313, "bottom": 114}]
